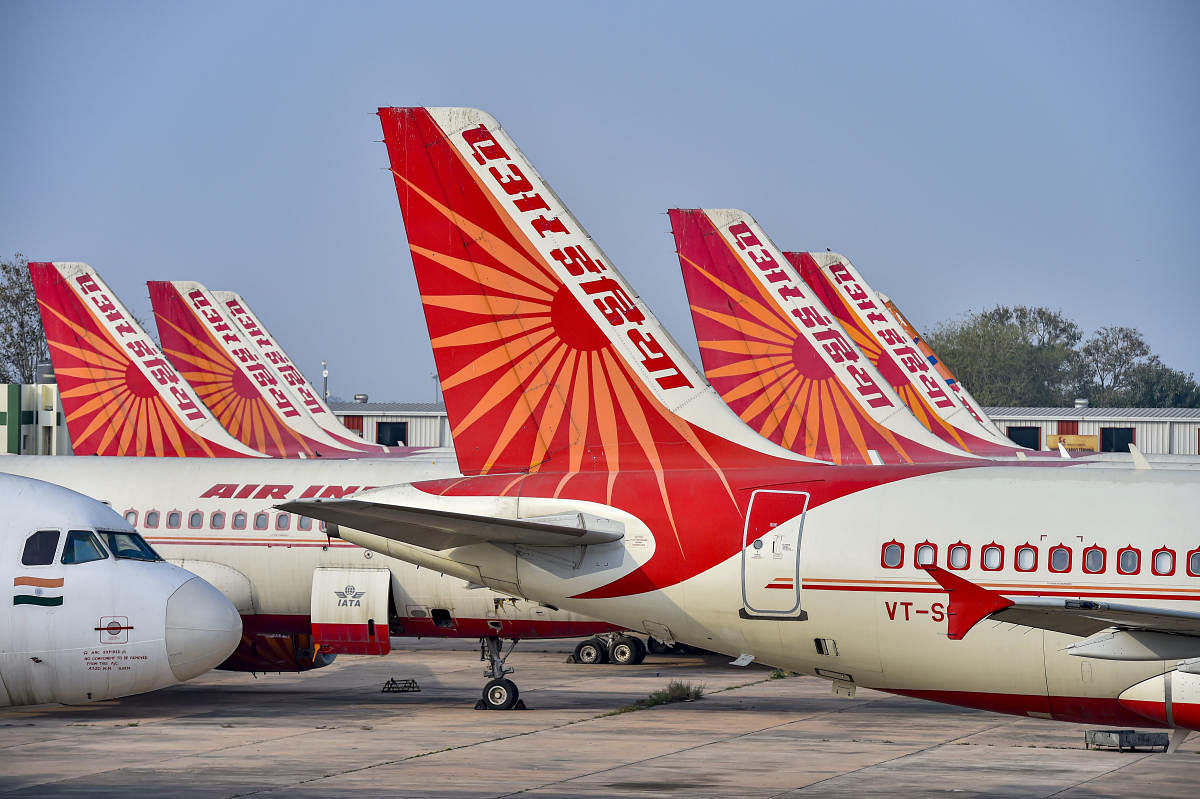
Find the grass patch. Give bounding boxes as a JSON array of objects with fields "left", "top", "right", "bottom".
[
  {"left": 769, "top": 668, "right": 796, "bottom": 679},
  {"left": 607, "top": 681, "right": 704, "bottom": 715}
]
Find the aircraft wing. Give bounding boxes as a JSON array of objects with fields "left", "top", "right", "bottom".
[
  {"left": 922, "top": 565, "right": 1200, "bottom": 640},
  {"left": 278, "top": 499, "right": 624, "bottom": 551},
  {"left": 989, "top": 598, "right": 1200, "bottom": 638}
]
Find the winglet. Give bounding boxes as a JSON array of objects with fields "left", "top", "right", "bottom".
[{"left": 921, "top": 565, "right": 1014, "bottom": 640}]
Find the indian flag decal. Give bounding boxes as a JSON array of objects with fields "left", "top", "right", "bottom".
[{"left": 13, "top": 576, "right": 65, "bottom": 606}]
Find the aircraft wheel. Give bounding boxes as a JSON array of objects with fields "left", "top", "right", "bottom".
[
  {"left": 482, "top": 678, "right": 520, "bottom": 710},
  {"left": 608, "top": 635, "right": 644, "bottom": 665},
  {"left": 574, "top": 638, "right": 609, "bottom": 664}
]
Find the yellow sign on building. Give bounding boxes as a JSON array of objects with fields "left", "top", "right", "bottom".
[{"left": 1047, "top": 434, "right": 1099, "bottom": 452}]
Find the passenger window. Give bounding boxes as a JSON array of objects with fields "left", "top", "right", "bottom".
[
  {"left": 275, "top": 513, "right": 290, "bottom": 531},
  {"left": 981, "top": 544, "right": 1003, "bottom": 571},
  {"left": 211, "top": 511, "right": 225, "bottom": 530},
  {"left": 145, "top": 510, "right": 160, "bottom": 529},
  {"left": 1118, "top": 547, "right": 1141, "bottom": 575},
  {"left": 232, "top": 512, "right": 247, "bottom": 530},
  {"left": 319, "top": 521, "right": 328, "bottom": 534},
  {"left": 1083, "top": 546, "right": 1106, "bottom": 574},
  {"left": 61, "top": 530, "right": 108, "bottom": 564},
  {"left": 881, "top": 541, "right": 903, "bottom": 568},
  {"left": 166, "top": 511, "right": 182, "bottom": 529},
  {"left": 123, "top": 510, "right": 138, "bottom": 526},
  {"left": 188, "top": 511, "right": 203, "bottom": 529},
  {"left": 253, "top": 512, "right": 269, "bottom": 531},
  {"left": 1189, "top": 548, "right": 1200, "bottom": 577},
  {"left": 297, "top": 516, "right": 312, "bottom": 531},
  {"left": 1015, "top": 545, "right": 1037, "bottom": 572},
  {"left": 948, "top": 543, "right": 969, "bottom": 570},
  {"left": 1049, "top": 545, "right": 1071, "bottom": 573},
  {"left": 1152, "top": 548, "right": 1175, "bottom": 576},
  {"left": 915, "top": 542, "right": 936, "bottom": 567},
  {"left": 21, "top": 530, "right": 60, "bottom": 566}
]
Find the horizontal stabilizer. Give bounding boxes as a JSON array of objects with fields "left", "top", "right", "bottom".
[
  {"left": 278, "top": 499, "right": 624, "bottom": 551},
  {"left": 921, "top": 565, "right": 1013, "bottom": 639},
  {"left": 924, "top": 565, "right": 1200, "bottom": 646}
]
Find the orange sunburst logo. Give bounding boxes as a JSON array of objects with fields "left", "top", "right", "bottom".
[
  {"left": 793, "top": 255, "right": 970, "bottom": 451},
  {"left": 149, "top": 282, "right": 318, "bottom": 458},
  {"left": 28, "top": 262, "right": 250, "bottom": 457},
  {"left": 670, "top": 210, "right": 924, "bottom": 465}
]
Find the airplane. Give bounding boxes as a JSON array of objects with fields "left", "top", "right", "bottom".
[
  {"left": 285, "top": 107, "right": 1199, "bottom": 743},
  {"left": 20, "top": 261, "right": 646, "bottom": 706},
  {"left": 668, "top": 207, "right": 976, "bottom": 464},
  {"left": 1, "top": 472, "right": 241, "bottom": 706}
]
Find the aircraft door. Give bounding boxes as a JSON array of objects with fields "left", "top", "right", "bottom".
[
  {"left": 741, "top": 490, "right": 809, "bottom": 618},
  {"left": 310, "top": 568, "right": 391, "bottom": 656}
]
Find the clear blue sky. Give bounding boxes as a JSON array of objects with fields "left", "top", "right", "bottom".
[{"left": 3, "top": 1, "right": 1197, "bottom": 401}]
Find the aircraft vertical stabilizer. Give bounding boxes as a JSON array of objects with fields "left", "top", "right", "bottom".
[
  {"left": 669, "top": 209, "right": 972, "bottom": 463},
  {"left": 787, "top": 252, "right": 1023, "bottom": 456},
  {"left": 878, "top": 292, "right": 1015, "bottom": 445},
  {"left": 148, "top": 280, "right": 364, "bottom": 458},
  {"left": 28, "top": 262, "right": 264, "bottom": 457},
  {"left": 377, "top": 107, "right": 804, "bottom": 478},
  {"left": 211, "top": 290, "right": 396, "bottom": 454}
]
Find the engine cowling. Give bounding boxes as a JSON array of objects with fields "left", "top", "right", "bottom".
[{"left": 1118, "top": 668, "right": 1200, "bottom": 731}]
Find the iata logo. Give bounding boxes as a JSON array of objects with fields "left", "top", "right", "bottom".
[{"left": 335, "top": 585, "right": 365, "bottom": 607}]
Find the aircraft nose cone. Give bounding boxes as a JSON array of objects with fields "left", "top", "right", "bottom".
[{"left": 165, "top": 577, "right": 243, "bottom": 682}]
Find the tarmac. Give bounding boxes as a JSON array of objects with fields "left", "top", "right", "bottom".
[{"left": 1, "top": 638, "right": 1196, "bottom": 798}]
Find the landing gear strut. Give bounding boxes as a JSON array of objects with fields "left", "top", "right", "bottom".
[{"left": 476, "top": 636, "right": 523, "bottom": 710}]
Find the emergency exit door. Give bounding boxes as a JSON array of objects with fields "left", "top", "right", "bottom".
[{"left": 741, "top": 490, "right": 809, "bottom": 617}]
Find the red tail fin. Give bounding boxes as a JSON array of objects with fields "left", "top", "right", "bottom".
[
  {"left": 787, "top": 252, "right": 1019, "bottom": 457},
  {"left": 879, "top": 293, "right": 1018, "bottom": 447},
  {"left": 669, "top": 209, "right": 968, "bottom": 464},
  {"left": 28, "top": 262, "right": 263, "bottom": 457},
  {"left": 148, "top": 280, "right": 358, "bottom": 458},
  {"left": 212, "top": 290, "right": 396, "bottom": 455},
  {"left": 378, "top": 107, "right": 790, "bottom": 477}
]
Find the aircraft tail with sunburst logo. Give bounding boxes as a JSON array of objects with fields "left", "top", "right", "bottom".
[
  {"left": 148, "top": 280, "right": 369, "bottom": 458},
  {"left": 377, "top": 107, "right": 803, "bottom": 477},
  {"left": 209, "top": 289, "right": 398, "bottom": 455},
  {"left": 669, "top": 209, "right": 974, "bottom": 464},
  {"left": 876, "top": 291, "right": 1017, "bottom": 446},
  {"left": 28, "top": 262, "right": 265, "bottom": 457},
  {"left": 784, "top": 252, "right": 1027, "bottom": 457}
]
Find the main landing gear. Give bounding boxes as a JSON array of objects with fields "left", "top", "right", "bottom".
[
  {"left": 476, "top": 636, "right": 525, "bottom": 711},
  {"left": 572, "top": 633, "right": 647, "bottom": 665}
]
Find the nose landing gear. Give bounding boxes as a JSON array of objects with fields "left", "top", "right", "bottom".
[{"left": 476, "top": 636, "right": 525, "bottom": 710}]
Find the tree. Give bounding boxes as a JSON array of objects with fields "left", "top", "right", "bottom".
[
  {"left": 0, "top": 253, "right": 48, "bottom": 383},
  {"left": 927, "top": 306, "right": 1079, "bottom": 406},
  {"left": 1073, "top": 326, "right": 1152, "bottom": 406},
  {"left": 1118, "top": 357, "right": 1200, "bottom": 408}
]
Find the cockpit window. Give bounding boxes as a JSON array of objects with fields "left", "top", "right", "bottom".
[
  {"left": 22, "top": 530, "right": 60, "bottom": 566},
  {"left": 61, "top": 530, "right": 109, "bottom": 565},
  {"left": 98, "top": 530, "right": 162, "bottom": 561}
]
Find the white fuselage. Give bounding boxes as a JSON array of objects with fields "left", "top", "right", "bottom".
[
  {"left": 0, "top": 474, "right": 240, "bottom": 706},
  {"left": 338, "top": 463, "right": 1200, "bottom": 725}
]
